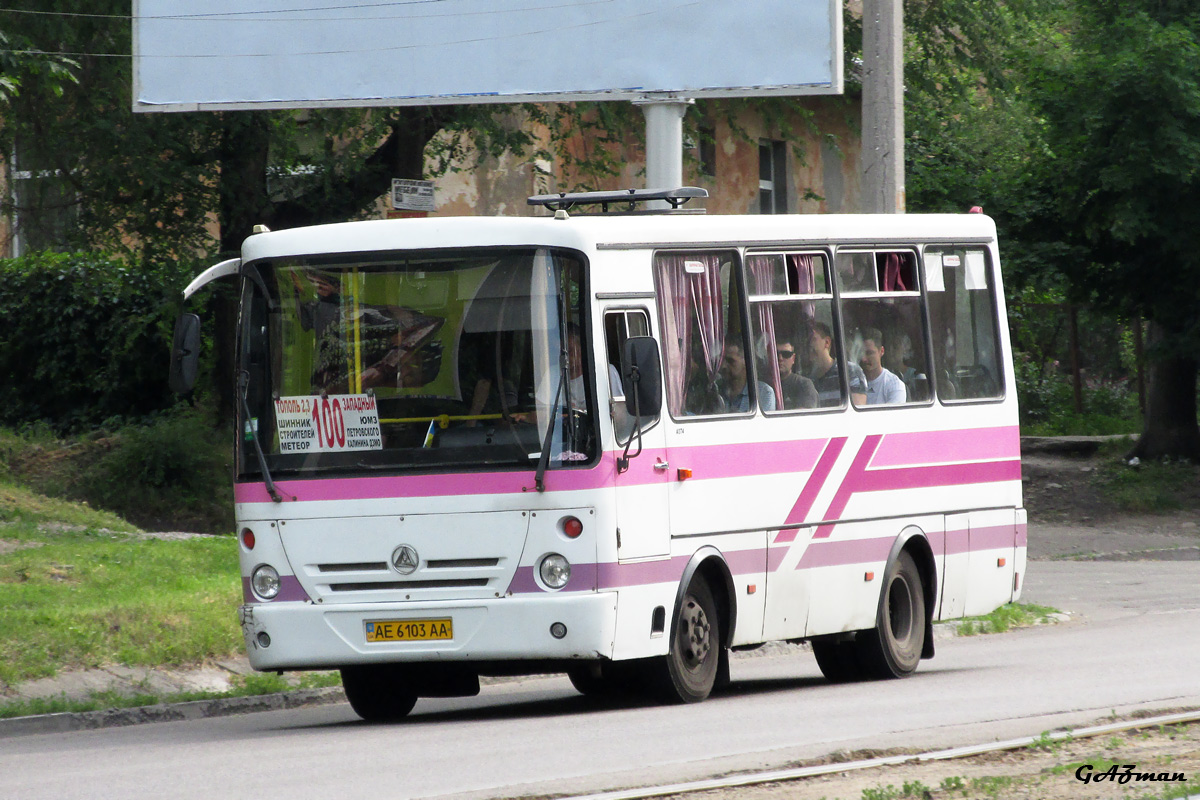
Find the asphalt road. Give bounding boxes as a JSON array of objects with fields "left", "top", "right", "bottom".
[{"left": 2, "top": 558, "right": 1198, "bottom": 800}]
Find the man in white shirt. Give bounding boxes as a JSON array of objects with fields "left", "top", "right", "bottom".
[{"left": 859, "top": 327, "right": 907, "bottom": 405}]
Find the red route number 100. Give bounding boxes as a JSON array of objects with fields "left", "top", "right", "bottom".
[{"left": 311, "top": 396, "right": 346, "bottom": 449}]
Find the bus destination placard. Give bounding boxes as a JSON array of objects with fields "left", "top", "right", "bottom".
[{"left": 274, "top": 395, "right": 383, "bottom": 453}]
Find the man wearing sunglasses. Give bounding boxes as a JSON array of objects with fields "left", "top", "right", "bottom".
[{"left": 775, "top": 340, "right": 818, "bottom": 410}]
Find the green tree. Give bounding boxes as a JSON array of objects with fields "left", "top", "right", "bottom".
[{"left": 1019, "top": 0, "right": 1200, "bottom": 459}]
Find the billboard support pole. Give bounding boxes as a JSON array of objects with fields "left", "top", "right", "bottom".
[{"left": 635, "top": 97, "right": 694, "bottom": 207}]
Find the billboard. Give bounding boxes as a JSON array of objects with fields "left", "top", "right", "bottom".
[{"left": 132, "top": 0, "right": 842, "bottom": 112}]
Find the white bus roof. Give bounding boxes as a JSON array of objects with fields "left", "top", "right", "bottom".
[{"left": 240, "top": 213, "right": 998, "bottom": 263}]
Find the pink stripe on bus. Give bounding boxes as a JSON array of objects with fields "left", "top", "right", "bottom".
[
  {"left": 870, "top": 426, "right": 1020, "bottom": 468},
  {"left": 670, "top": 439, "right": 826, "bottom": 481},
  {"left": 243, "top": 575, "right": 310, "bottom": 604},
  {"left": 813, "top": 435, "right": 883, "bottom": 538},
  {"left": 775, "top": 437, "right": 847, "bottom": 541},
  {"left": 796, "top": 536, "right": 895, "bottom": 569},
  {"left": 971, "top": 524, "right": 1018, "bottom": 551}
]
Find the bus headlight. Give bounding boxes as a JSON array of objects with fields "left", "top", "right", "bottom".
[
  {"left": 539, "top": 554, "right": 571, "bottom": 590},
  {"left": 251, "top": 564, "right": 281, "bottom": 600}
]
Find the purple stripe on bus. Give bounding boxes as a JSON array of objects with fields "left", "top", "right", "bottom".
[
  {"left": 944, "top": 529, "right": 970, "bottom": 556},
  {"left": 796, "top": 536, "right": 895, "bottom": 569},
  {"left": 502, "top": 525, "right": 1025, "bottom": 594},
  {"left": 1016, "top": 522, "right": 1028, "bottom": 547},
  {"left": 813, "top": 459, "right": 1021, "bottom": 539},
  {"left": 723, "top": 547, "right": 767, "bottom": 575},
  {"left": 814, "top": 435, "right": 883, "bottom": 538},
  {"left": 776, "top": 437, "right": 847, "bottom": 540},
  {"left": 767, "top": 543, "right": 790, "bottom": 572},
  {"left": 870, "top": 426, "right": 1020, "bottom": 468},
  {"left": 506, "top": 563, "right": 599, "bottom": 594},
  {"left": 670, "top": 439, "right": 827, "bottom": 481},
  {"left": 242, "top": 575, "right": 310, "bottom": 604},
  {"left": 970, "top": 524, "right": 1018, "bottom": 551}
]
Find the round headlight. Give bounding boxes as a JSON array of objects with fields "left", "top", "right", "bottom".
[
  {"left": 539, "top": 553, "right": 571, "bottom": 590},
  {"left": 251, "top": 564, "right": 281, "bottom": 600}
]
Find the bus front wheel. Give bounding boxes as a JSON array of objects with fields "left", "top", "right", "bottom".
[
  {"left": 657, "top": 577, "right": 721, "bottom": 703},
  {"left": 341, "top": 665, "right": 418, "bottom": 722}
]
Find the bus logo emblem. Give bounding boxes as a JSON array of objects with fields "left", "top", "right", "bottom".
[{"left": 391, "top": 545, "right": 419, "bottom": 575}]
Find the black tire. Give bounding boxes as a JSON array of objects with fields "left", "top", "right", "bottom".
[
  {"left": 811, "top": 636, "right": 865, "bottom": 683},
  {"left": 858, "top": 550, "right": 926, "bottom": 679},
  {"left": 658, "top": 577, "right": 721, "bottom": 703},
  {"left": 567, "top": 663, "right": 618, "bottom": 697},
  {"left": 340, "top": 665, "right": 418, "bottom": 722}
]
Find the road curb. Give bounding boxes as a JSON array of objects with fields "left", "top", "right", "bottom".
[{"left": 0, "top": 687, "right": 345, "bottom": 739}]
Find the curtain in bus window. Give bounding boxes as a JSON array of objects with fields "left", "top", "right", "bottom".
[
  {"left": 656, "top": 254, "right": 693, "bottom": 415},
  {"left": 690, "top": 257, "right": 725, "bottom": 387},
  {"left": 788, "top": 254, "right": 818, "bottom": 325},
  {"left": 655, "top": 253, "right": 725, "bottom": 415},
  {"left": 882, "top": 252, "right": 908, "bottom": 291},
  {"left": 746, "top": 255, "right": 782, "bottom": 408}
]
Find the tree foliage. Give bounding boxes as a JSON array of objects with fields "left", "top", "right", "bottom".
[{"left": 0, "top": 251, "right": 197, "bottom": 431}]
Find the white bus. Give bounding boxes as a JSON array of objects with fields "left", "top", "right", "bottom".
[{"left": 172, "top": 189, "right": 1025, "bottom": 720}]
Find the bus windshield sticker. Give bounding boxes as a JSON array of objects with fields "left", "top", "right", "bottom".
[
  {"left": 925, "top": 252, "right": 945, "bottom": 292},
  {"left": 274, "top": 394, "right": 383, "bottom": 453},
  {"left": 965, "top": 250, "right": 988, "bottom": 290}
]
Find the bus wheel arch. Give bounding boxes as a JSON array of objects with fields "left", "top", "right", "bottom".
[
  {"left": 658, "top": 548, "right": 736, "bottom": 702},
  {"left": 893, "top": 528, "right": 937, "bottom": 660},
  {"left": 859, "top": 530, "right": 935, "bottom": 678}
]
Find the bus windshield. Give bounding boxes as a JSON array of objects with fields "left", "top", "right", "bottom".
[{"left": 238, "top": 247, "right": 594, "bottom": 477}]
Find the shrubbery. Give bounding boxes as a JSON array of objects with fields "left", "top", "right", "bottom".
[
  {"left": 2, "top": 410, "right": 234, "bottom": 533},
  {"left": 0, "top": 251, "right": 200, "bottom": 432}
]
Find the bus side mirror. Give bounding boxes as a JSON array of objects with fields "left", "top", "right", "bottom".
[
  {"left": 169, "top": 313, "right": 201, "bottom": 395},
  {"left": 622, "top": 336, "right": 662, "bottom": 414}
]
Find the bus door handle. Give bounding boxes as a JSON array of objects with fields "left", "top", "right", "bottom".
[{"left": 653, "top": 459, "right": 670, "bottom": 471}]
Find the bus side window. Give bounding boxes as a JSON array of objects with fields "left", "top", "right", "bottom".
[
  {"left": 747, "top": 252, "right": 832, "bottom": 412},
  {"left": 838, "top": 250, "right": 932, "bottom": 407},
  {"left": 925, "top": 247, "right": 1004, "bottom": 401},
  {"left": 654, "top": 251, "right": 752, "bottom": 418},
  {"left": 605, "top": 309, "right": 656, "bottom": 441}
]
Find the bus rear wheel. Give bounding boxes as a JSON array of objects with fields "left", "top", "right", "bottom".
[
  {"left": 858, "top": 550, "right": 926, "bottom": 679},
  {"left": 811, "top": 637, "right": 865, "bottom": 683},
  {"left": 657, "top": 577, "right": 721, "bottom": 703},
  {"left": 341, "top": 665, "right": 418, "bottom": 722}
]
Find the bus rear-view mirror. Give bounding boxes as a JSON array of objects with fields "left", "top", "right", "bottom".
[
  {"left": 622, "top": 336, "right": 662, "bottom": 414},
  {"left": 169, "top": 313, "right": 201, "bottom": 395}
]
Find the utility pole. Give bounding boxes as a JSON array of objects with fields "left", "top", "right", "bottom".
[{"left": 862, "top": 0, "right": 905, "bottom": 213}]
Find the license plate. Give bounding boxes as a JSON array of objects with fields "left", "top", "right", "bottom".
[{"left": 364, "top": 618, "right": 453, "bottom": 642}]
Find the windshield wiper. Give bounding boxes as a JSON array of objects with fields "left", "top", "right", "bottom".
[
  {"left": 533, "top": 376, "right": 565, "bottom": 493},
  {"left": 239, "top": 370, "right": 283, "bottom": 503}
]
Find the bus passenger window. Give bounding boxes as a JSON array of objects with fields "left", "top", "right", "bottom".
[
  {"left": 925, "top": 247, "right": 1004, "bottom": 401},
  {"left": 654, "top": 251, "right": 752, "bottom": 418},
  {"left": 837, "top": 250, "right": 929, "bottom": 408},
  {"left": 747, "top": 252, "right": 832, "bottom": 412}
]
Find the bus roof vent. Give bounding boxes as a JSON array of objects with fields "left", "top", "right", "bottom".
[{"left": 527, "top": 187, "right": 708, "bottom": 215}]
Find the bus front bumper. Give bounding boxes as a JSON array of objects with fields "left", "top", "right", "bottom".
[{"left": 239, "top": 592, "right": 618, "bottom": 672}]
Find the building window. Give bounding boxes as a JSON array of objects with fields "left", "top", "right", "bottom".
[
  {"left": 8, "top": 141, "right": 78, "bottom": 256},
  {"left": 758, "top": 140, "right": 788, "bottom": 214}
]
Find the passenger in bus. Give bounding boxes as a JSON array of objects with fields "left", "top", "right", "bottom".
[
  {"left": 807, "top": 321, "right": 867, "bottom": 407},
  {"left": 718, "top": 342, "right": 775, "bottom": 412},
  {"left": 887, "top": 332, "right": 929, "bottom": 401},
  {"left": 775, "top": 340, "right": 818, "bottom": 409},
  {"left": 858, "top": 327, "right": 907, "bottom": 405}
]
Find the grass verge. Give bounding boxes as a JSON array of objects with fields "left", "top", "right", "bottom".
[
  {"left": 0, "top": 672, "right": 342, "bottom": 720},
  {"left": 955, "top": 603, "right": 1062, "bottom": 636}
]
